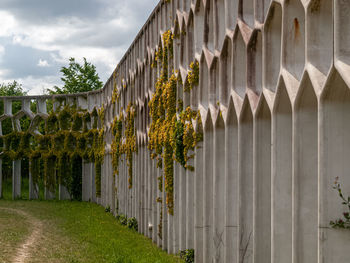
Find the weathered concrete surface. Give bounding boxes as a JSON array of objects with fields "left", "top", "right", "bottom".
[{"left": 1, "top": 0, "right": 350, "bottom": 262}]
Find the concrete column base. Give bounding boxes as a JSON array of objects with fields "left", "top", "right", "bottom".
[
  {"left": 12, "top": 160, "right": 21, "bottom": 200},
  {"left": 29, "top": 171, "right": 39, "bottom": 199},
  {"left": 59, "top": 184, "right": 71, "bottom": 200}
]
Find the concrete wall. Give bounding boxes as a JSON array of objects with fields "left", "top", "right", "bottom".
[{"left": 1, "top": 0, "right": 350, "bottom": 262}]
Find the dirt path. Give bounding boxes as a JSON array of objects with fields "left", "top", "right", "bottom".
[{"left": 0, "top": 208, "right": 42, "bottom": 263}]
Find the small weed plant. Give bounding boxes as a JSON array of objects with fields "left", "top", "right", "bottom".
[{"left": 330, "top": 177, "right": 350, "bottom": 229}]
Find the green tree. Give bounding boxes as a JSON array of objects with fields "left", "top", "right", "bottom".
[
  {"left": 0, "top": 81, "right": 30, "bottom": 181},
  {"left": 49, "top": 57, "right": 103, "bottom": 94},
  {"left": 0, "top": 81, "right": 29, "bottom": 135}
]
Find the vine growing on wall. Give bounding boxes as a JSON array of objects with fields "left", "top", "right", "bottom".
[
  {"left": 111, "top": 103, "right": 137, "bottom": 189},
  {"left": 1, "top": 104, "right": 106, "bottom": 199},
  {"left": 148, "top": 30, "right": 202, "bottom": 219}
]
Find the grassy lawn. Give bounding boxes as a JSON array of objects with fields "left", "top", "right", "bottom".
[
  {"left": 0, "top": 200, "right": 181, "bottom": 263},
  {"left": 0, "top": 208, "right": 30, "bottom": 262}
]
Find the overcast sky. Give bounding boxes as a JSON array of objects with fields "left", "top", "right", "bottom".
[{"left": 0, "top": 0, "right": 159, "bottom": 95}]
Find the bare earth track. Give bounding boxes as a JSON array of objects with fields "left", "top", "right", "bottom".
[{"left": 0, "top": 208, "right": 42, "bottom": 263}]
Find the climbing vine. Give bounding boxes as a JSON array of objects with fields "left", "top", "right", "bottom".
[
  {"left": 148, "top": 29, "right": 202, "bottom": 222},
  {"left": 1, "top": 104, "right": 106, "bottom": 199},
  {"left": 111, "top": 103, "right": 137, "bottom": 189}
]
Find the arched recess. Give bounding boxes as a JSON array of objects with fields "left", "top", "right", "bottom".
[
  {"left": 174, "top": 20, "right": 181, "bottom": 71},
  {"left": 282, "top": 0, "right": 305, "bottom": 81},
  {"left": 224, "top": 98, "right": 239, "bottom": 263},
  {"left": 189, "top": 60, "right": 200, "bottom": 108},
  {"left": 240, "top": 0, "right": 254, "bottom": 28},
  {"left": 199, "top": 54, "right": 209, "bottom": 107},
  {"left": 204, "top": 0, "right": 214, "bottom": 52},
  {"left": 203, "top": 112, "right": 214, "bottom": 263},
  {"left": 293, "top": 73, "right": 318, "bottom": 263},
  {"left": 232, "top": 28, "right": 247, "bottom": 98},
  {"left": 320, "top": 70, "right": 350, "bottom": 263},
  {"left": 209, "top": 58, "right": 219, "bottom": 105},
  {"left": 335, "top": 0, "right": 350, "bottom": 65},
  {"left": 219, "top": 37, "right": 233, "bottom": 106},
  {"left": 194, "top": 1, "right": 205, "bottom": 55},
  {"left": 213, "top": 112, "right": 225, "bottom": 262},
  {"left": 214, "top": 0, "right": 226, "bottom": 52},
  {"left": 194, "top": 118, "right": 204, "bottom": 263},
  {"left": 187, "top": 11, "right": 195, "bottom": 64},
  {"left": 248, "top": 30, "right": 263, "bottom": 94},
  {"left": 224, "top": 0, "right": 239, "bottom": 30},
  {"left": 238, "top": 98, "right": 254, "bottom": 263},
  {"left": 255, "top": 0, "right": 271, "bottom": 23},
  {"left": 307, "top": 0, "right": 332, "bottom": 76},
  {"left": 263, "top": 2, "right": 282, "bottom": 92},
  {"left": 180, "top": 19, "right": 187, "bottom": 67},
  {"left": 253, "top": 95, "right": 271, "bottom": 263},
  {"left": 272, "top": 78, "right": 293, "bottom": 263}
]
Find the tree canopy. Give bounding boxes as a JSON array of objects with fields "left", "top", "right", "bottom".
[{"left": 49, "top": 57, "right": 103, "bottom": 94}]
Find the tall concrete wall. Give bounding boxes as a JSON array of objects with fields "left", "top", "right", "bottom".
[{"left": 1, "top": 0, "right": 350, "bottom": 262}]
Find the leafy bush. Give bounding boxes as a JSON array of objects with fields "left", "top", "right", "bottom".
[
  {"left": 179, "top": 249, "right": 194, "bottom": 263},
  {"left": 105, "top": 206, "right": 111, "bottom": 213},
  {"left": 127, "top": 217, "right": 138, "bottom": 231},
  {"left": 117, "top": 214, "right": 127, "bottom": 226}
]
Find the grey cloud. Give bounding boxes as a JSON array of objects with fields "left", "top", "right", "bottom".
[
  {"left": 0, "top": 0, "right": 159, "bottom": 92},
  {"left": 0, "top": 0, "right": 105, "bottom": 23},
  {"left": 0, "top": 42, "right": 62, "bottom": 78}
]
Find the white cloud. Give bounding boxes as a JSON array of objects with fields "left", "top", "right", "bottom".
[
  {"left": 0, "top": 0, "right": 159, "bottom": 93},
  {"left": 37, "top": 59, "right": 50, "bottom": 67}
]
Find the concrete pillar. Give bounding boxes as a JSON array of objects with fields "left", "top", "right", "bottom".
[
  {"left": 319, "top": 70, "right": 350, "bottom": 263},
  {"left": 45, "top": 187, "right": 55, "bottom": 200},
  {"left": 152, "top": 159, "right": 158, "bottom": 243},
  {"left": 179, "top": 165, "right": 187, "bottom": 251},
  {"left": 213, "top": 115, "right": 225, "bottom": 262},
  {"left": 173, "top": 162, "right": 180, "bottom": 254},
  {"left": 29, "top": 171, "right": 39, "bottom": 200},
  {"left": 157, "top": 167, "right": 162, "bottom": 247},
  {"left": 138, "top": 146, "right": 143, "bottom": 233},
  {"left": 82, "top": 161, "right": 92, "bottom": 202},
  {"left": 203, "top": 114, "right": 214, "bottom": 263},
  {"left": 238, "top": 101, "right": 254, "bottom": 263},
  {"left": 194, "top": 137, "right": 204, "bottom": 262},
  {"left": 292, "top": 76, "right": 318, "bottom": 263},
  {"left": 59, "top": 185, "right": 71, "bottom": 200},
  {"left": 253, "top": 97, "right": 271, "bottom": 263},
  {"left": 162, "top": 170, "right": 168, "bottom": 251},
  {"left": 91, "top": 162, "right": 96, "bottom": 203},
  {"left": 147, "top": 150, "right": 153, "bottom": 239},
  {"left": 272, "top": 83, "right": 293, "bottom": 263},
  {"left": 224, "top": 103, "right": 239, "bottom": 263},
  {"left": 186, "top": 151, "right": 195, "bottom": 251},
  {"left": 0, "top": 159, "right": 2, "bottom": 199},
  {"left": 144, "top": 146, "right": 150, "bottom": 237},
  {"left": 12, "top": 160, "right": 21, "bottom": 199}
]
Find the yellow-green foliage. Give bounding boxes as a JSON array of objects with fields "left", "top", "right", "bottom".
[
  {"left": 148, "top": 30, "right": 202, "bottom": 216},
  {"left": 111, "top": 112, "right": 123, "bottom": 176},
  {"left": 184, "top": 61, "right": 199, "bottom": 92},
  {"left": 112, "top": 71, "right": 120, "bottom": 105},
  {"left": 1, "top": 103, "right": 106, "bottom": 197},
  {"left": 124, "top": 103, "right": 137, "bottom": 188},
  {"left": 111, "top": 103, "right": 137, "bottom": 189}
]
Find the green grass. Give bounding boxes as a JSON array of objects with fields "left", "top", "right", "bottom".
[{"left": 0, "top": 200, "right": 181, "bottom": 263}]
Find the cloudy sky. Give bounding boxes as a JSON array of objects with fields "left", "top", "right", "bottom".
[{"left": 0, "top": 0, "right": 159, "bottom": 95}]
